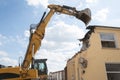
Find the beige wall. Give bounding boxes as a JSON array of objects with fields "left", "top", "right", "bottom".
[
  {"left": 66, "top": 26, "right": 120, "bottom": 80},
  {"left": 67, "top": 58, "right": 75, "bottom": 80}
]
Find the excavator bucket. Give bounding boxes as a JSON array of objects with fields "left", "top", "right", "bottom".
[{"left": 76, "top": 8, "right": 91, "bottom": 25}]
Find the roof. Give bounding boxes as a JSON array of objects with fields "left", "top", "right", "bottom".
[{"left": 87, "top": 25, "right": 120, "bottom": 29}]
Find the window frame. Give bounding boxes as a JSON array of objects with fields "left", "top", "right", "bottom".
[
  {"left": 105, "top": 63, "right": 120, "bottom": 80},
  {"left": 99, "top": 33, "right": 117, "bottom": 48}
]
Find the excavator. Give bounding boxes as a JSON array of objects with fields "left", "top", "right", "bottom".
[{"left": 0, "top": 4, "right": 91, "bottom": 80}]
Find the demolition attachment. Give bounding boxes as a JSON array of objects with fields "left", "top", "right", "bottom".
[
  {"left": 76, "top": 8, "right": 91, "bottom": 25},
  {"left": 48, "top": 4, "right": 91, "bottom": 25}
]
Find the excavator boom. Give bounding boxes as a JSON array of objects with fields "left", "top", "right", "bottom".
[
  {"left": 22, "top": 4, "right": 91, "bottom": 70},
  {"left": 22, "top": 9, "right": 55, "bottom": 69},
  {"left": 16, "top": 4, "right": 91, "bottom": 80}
]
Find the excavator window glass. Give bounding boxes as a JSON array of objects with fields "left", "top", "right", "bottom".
[
  {"left": 38, "top": 62, "right": 45, "bottom": 72},
  {"left": 34, "top": 63, "right": 38, "bottom": 69},
  {"left": 33, "top": 62, "right": 45, "bottom": 72},
  {"left": 34, "top": 59, "right": 48, "bottom": 75}
]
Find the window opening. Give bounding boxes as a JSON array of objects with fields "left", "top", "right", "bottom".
[
  {"left": 106, "top": 63, "right": 120, "bottom": 80},
  {"left": 100, "top": 33, "right": 116, "bottom": 48}
]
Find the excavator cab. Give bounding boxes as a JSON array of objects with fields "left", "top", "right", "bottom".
[{"left": 33, "top": 59, "right": 48, "bottom": 76}]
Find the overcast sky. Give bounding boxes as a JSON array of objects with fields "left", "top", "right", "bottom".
[{"left": 0, "top": 0, "right": 120, "bottom": 72}]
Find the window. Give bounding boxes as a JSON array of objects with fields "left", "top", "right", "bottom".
[
  {"left": 106, "top": 63, "right": 120, "bottom": 80},
  {"left": 38, "top": 63, "right": 45, "bottom": 72},
  {"left": 100, "top": 33, "right": 116, "bottom": 48}
]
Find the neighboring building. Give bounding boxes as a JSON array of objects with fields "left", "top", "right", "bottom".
[
  {"left": 48, "top": 70, "right": 65, "bottom": 80},
  {"left": 66, "top": 25, "right": 120, "bottom": 80}
]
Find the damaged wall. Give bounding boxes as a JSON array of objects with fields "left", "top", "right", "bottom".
[
  {"left": 79, "top": 26, "right": 94, "bottom": 51},
  {"left": 66, "top": 25, "right": 120, "bottom": 80}
]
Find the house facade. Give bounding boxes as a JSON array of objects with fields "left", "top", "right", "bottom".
[
  {"left": 66, "top": 25, "right": 120, "bottom": 80},
  {"left": 48, "top": 70, "right": 65, "bottom": 80}
]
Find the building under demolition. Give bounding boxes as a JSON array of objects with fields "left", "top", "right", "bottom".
[{"left": 66, "top": 25, "right": 120, "bottom": 80}]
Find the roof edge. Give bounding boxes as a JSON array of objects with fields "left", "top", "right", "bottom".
[{"left": 87, "top": 25, "right": 120, "bottom": 29}]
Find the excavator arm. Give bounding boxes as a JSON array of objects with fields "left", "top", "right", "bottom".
[
  {"left": 22, "top": 9, "right": 55, "bottom": 69},
  {"left": 22, "top": 4, "right": 91, "bottom": 70}
]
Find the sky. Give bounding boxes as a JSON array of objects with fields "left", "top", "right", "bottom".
[{"left": 0, "top": 0, "right": 120, "bottom": 72}]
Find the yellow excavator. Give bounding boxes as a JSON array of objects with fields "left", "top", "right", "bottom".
[{"left": 0, "top": 4, "right": 91, "bottom": 80}]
